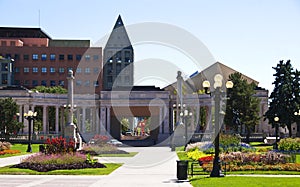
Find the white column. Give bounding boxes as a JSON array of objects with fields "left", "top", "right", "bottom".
[
  {"left": 82, "top": 107, "right": 86, "bottom": 133},
  {"left": 43, "top": 105, "right": 47, "bottom": 134},
  {"left": 100, "top": 107, "right": 106, "bottom": 135},
  {"left": 18, "top": 105, "right": 23, "bottom": 123},
  {"left": 163, "top": 105, "right": 169, "bottom": 134},
  {"left": 23, "top": 105, "right": 30, "bottom": 132},
  {"left": 55, "top": 106, "right": 59, "bottom": 134},
  {"left": 96, "top": 107, "right": 100, "bottom": 134}
]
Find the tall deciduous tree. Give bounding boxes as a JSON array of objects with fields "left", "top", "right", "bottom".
[
  {"left": 264, "top": 60, "right": 297, "bottom": 137},
  {"left": 0, "top": 97, "right": 23, "bottom": 138},
  {"left": 224, "top": 72, "right": 260, "bottom": 143}
]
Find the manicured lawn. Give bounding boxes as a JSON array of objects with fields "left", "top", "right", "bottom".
[
  {"left": 97, "top": 152, "right": 138, "bottom": 157},
  {"left": 190, "top": 176, "right": 300, "bottom": 187},
  {"left": 0, "top": 144, "right": 40, "bottom": 158},
  {"left": 0, "top": 163, "right": 122, "bottom": 175}
]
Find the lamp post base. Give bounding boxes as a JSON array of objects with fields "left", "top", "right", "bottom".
[{"left": 26, "top": 143, "right": 32, "bottom": 153}]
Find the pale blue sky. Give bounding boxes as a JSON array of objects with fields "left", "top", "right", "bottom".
[{"left": 1, "top": 0, "right": 300, "bottom": 92}]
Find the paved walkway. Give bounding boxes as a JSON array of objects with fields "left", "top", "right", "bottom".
[{"left": 0, "top": 147, "right": 192, "bottom": 187}]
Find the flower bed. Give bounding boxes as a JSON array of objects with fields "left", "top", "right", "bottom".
[{"left": 0, "top": 149, "right": 21, "bottom": 155}]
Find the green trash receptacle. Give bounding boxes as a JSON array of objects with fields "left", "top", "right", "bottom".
[{"left": 177, "top": 160, "right": 188, "bottom": 180}]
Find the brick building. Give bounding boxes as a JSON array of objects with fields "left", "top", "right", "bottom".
[{"left": 0, "top": 27, "right": 102, "bottom": 94}]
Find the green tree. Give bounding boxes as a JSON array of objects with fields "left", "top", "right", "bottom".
[
  {"left": 265, "top": 60, "right": 298, "bottom": 137},
  {"left": 224, "top": 72, "right": 260, "bottom": 143},
  {"left": 0, "top": 97, "right": 23, "bottom": 139}
]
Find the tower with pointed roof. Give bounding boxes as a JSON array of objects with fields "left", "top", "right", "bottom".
[{"left": 103, "top": 15, "right": 134, "bottom": 90}]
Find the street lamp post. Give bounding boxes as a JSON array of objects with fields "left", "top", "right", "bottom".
[
  {"left": 24, "top": 110, "right": 37, "bottom": 153},
  {"left": 180, "top": 109, "right": 193, "bottom": 146},
  {"left": 274, "top": 116, "right": 279, "bottom": 150},
  {"left": 202, "top": 74, "right": 233, "bottom": 177}
]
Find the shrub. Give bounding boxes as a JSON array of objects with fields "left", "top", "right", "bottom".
[
  {"left": 219, "top": 134, "right": 241, "bottom": 151},
  {"left": 278, "top": 138, "right": 300, "bottom": 152},
  {"left": 13, "top": 152, "right": 106, "bottom": 172},
  {"left": 90, "top": 135, "right": 109, "bottom": 145},
  {"left": 0, "top": 141, "right": 11, "bottom": 151},
  {"left": 44, "top": 137, "right": 75, "bottom": 154},
  {"left": 81, "top": 144, "right": 128, "bottom": 155}
]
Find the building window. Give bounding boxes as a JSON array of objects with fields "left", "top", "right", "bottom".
[
  {"left": 32, "top": 54, "right": 38, "bottom": 60},
  {"left": 93, "top": 67, "right": 99, "bottom": 74},
  {"left": 14, "top": 67, "right": 20, "bottom": 73},
  {"left": 23, "top": 54, "right": 29, "bottom": 60},
  {"left": 76, "top": 80, "right": 82, "bottom": 86},
  {"left": 85, "top": 67, "right": 90, "bottom": 74},
  {"left": 125, "top": 51, "right": 131, "bottom": 62},
  {"left": 93, "top": 55, "right": 99, "bottom": 61},
  {"left": 67, "top": 54, "right": 73, "bottom": 60},
  {"left": 84, "top": 80, "right": 90, "bottom": 87},
  {"left": 108, "top": 76, "right": 113, "bottom": 83},
  {"left": 14, "top": 54, "right": 20, "bottom": 60},
  {"left": 76, "top": 55, "right": 82, "bottom": 61},
  {"left": 41, "top": 67, "right": 47, "bottom": 73},
  {"left": 85, "top": 55, "right": 91, "bottom": 61},
  {"left": 59, "top": 67, "right": 65, "bottom": 73},
  {"left": 94, "top": 81, "right": 99, "bottom": 87},
  {"left": 59, "top": 54, "right": 64, "bottom": 60},
  {"left": 50, "top": 67, "right": 55, "bottom": 73},
  {"left": 116, "top": 51, "right": 121, "bottom": 62},
  {"left": 10, "top": 41, "right": 16, "bottom": 46},
  {"left": 32, "top": 67, "right": 38, "bottom": 73},
  {"left": 67, "top": 67, "right": 73, "bottom": 72},
  {"left": 1, "top": 41, "right": 7, "bottom": 46},
  {"left": 41, "top": 54, "right": 47, "bottom": 61},
  {"left": 14, "top": 80, "right": 20, "bottom": 85},
  {"left": 24, "top": 80, "right": 30, "bottom": 86},
  {"left": 32, "top": 80, "right": 38, "bottom": 86},
  {"left": 50, "top": 54, "right": 56, "bottom": 60},
  {"left": 41, "top": 80, "right": 47, "bottom": 86},
  {"left": 24, "top": 67, "right": 29, "bottom": 73},
  {"left": 59, "top": 80, "right": 64, "bottom": 86},
  {"left": 1, "top": 63, "right": 8, "bottom": 71},
  {"left": 76, "top": 68, "right": 82, "bottom": 73},
  {"left": 50, "top": 80, "right": 56, "bottom": 86}
]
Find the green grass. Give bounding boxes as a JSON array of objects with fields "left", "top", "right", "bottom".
[
  {"left": 296, "top": 154, "right": 300, "bottom": 163},
  {"left": 97, "top": 152, "right": 138, "bottom": 157},
  {"left": 0, "top": 163, "right": 122, "bottom": 175},
  {"left": 0, "top": 144, "right": 40, "bottom": 158},
  {"left": 190, "top": 176, "right": 300, "bottom": 187}
]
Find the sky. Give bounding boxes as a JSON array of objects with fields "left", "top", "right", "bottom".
[{"left": 1, "top": 0, "right": 300, "bottom": 92}]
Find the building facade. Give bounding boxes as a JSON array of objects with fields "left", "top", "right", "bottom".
[{"left": 0, "top": 27, "right": 102, "bottom": 94}]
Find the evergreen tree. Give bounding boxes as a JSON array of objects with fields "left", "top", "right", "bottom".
[
  {"left": 264, "top": 60, "right": 296, "bottom": 137},
  {"left": 0, "top": 97, "right": 23, "bottom": 138},
  {"left": 224, "top": 72, "right": 260, "bottom": 143}
]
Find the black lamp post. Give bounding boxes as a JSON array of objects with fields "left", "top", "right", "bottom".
[
  {"left": 24, "top": 110, "right": 37, "bottom": 153},
  {"left": 274, "top": 116, "right": 279, "bottom": 150},
  {"left": 202, "top": 74, "right": 233, "bottom": 177}
]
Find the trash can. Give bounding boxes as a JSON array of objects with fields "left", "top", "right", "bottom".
[{"left": 177, "top": 160, "right": 188, "bottom": 180}]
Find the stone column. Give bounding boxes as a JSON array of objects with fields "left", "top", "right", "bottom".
[
  {"left": 18, "top": 105, "right": 23, "bottom": 123},
  {"left": 100, "top": 107, "right": 106, "bottom": 135},
  {"left": 82, "top": 107, "right": 86, "bottom": 133},
  {"left": 55, "top": 106, "right": 59, "bottom": 134},
  {"left": 163, "top": 104, "right": 169, "bottom": 134},
  {"left": 23, "top": 105, "right": 30, "bottom": 132},
  {"left": 43, "top": 105, "right": 47, "bottom": 134},
  {"left": 96, "top": 107, "right": 100, "bottom": 134}
]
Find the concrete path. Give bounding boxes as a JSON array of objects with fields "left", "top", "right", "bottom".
[{"left": 0, "top": 147, "right": 192, "bottom": 187}]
